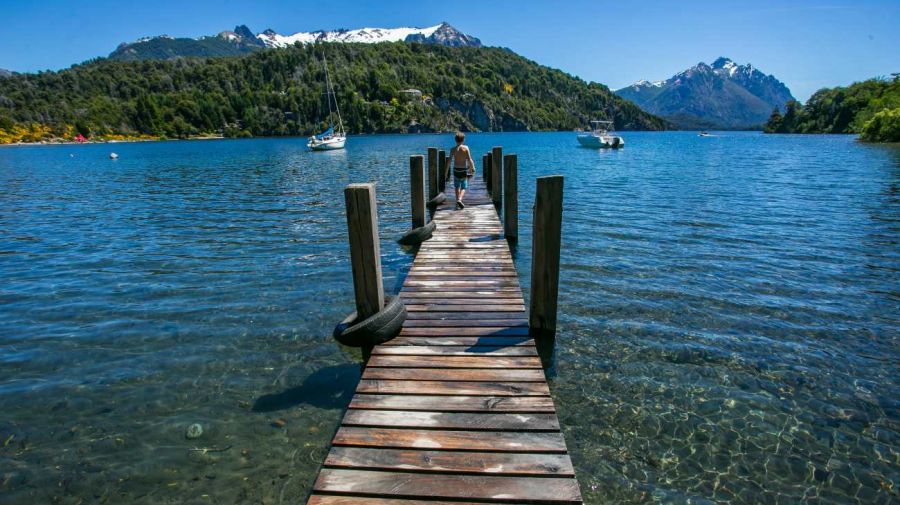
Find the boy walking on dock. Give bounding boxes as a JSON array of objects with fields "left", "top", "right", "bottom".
[{"left": 445, "top": 132, "right": 476, "bottom": 209}]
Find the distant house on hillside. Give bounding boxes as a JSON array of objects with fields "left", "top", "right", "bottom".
[{"left": 399, "top": 89, "right": 423, "bottom": 102}]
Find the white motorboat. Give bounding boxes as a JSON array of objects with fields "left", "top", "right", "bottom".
[
  {"left": 308, "top": 54, "right": 347, "bottom": 151},
  {"left": 576, "top": 120, "right": 624, "bottom": 148}
]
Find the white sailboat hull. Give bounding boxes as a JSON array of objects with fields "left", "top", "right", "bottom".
[{"left": 308, "top": 136, "right": 346, "bottom": 151}]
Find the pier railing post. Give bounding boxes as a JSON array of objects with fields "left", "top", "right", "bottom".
[
  {"left": 503, "top": 154, "right": 518, "bottom": 239},
  {"left": 485, "top": 152, "right": 493, "bottom": 192},
  {"left": 427, "top": 147, "right": 438, "bottom": 200},
  {"left": 491, "top": 146, "right": 503, "bottom": 207},
  {"left": 530, "top": 175, "right": 564, "bottom": 336},
  {"left": 344, "top": 183, "right": 385, "bottom": 320},
  {"left": 410, "top": 155, "right": 426, "bottom": 228},
  {"left": 438, "top": 149, "right": 447, "bottom": 192}
]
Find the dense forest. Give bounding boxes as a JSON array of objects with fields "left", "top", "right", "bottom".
[
  {"left": 0, "top": 42, "right": 667, "bottom": 143},
  {"left": 764, "top": 77, "right": 900, "bottom": 142}
]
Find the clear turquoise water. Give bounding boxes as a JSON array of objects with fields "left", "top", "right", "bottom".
[{"left": 0, "top": 132, "right": 897, "bottom": 504}]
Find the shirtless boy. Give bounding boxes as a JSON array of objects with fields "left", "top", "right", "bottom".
[{"left": 444, "top": 132, "right": 476, "bottom": 209}]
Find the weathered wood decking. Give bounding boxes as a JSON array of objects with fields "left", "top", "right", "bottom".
[{"left": 308, "top": 177, "right": 583, "bottom": 504}]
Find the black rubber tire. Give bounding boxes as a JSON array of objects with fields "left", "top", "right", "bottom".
[
  {"left": 427, "top": 192, "right": 447, "bottom": 207},
  {"left": 333, "top": 296, "right": 406, "bottom": 347},
  {"left": 397, "top": 221, "right": 436, "bottom": 245}
]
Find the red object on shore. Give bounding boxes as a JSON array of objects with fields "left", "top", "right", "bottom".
[{"left": 74, "top": 134, "right": 86, "bottom": 143}]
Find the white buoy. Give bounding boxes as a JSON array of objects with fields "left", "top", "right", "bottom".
[{"left": 109, "top": 152, "right": 118, "bottom": 159}]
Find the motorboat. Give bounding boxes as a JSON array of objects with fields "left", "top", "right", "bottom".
[
  {"left": 576, "top": 120, "right": 624, "bottom": 148},
  {"left": 308, "top": 55, "right": 347, "bottom": 151}
]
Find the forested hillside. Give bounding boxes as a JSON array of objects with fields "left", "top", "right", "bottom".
[
  {"left": 0, "top": 42, "right": 667, "bottom": 143},
  {"left": 765, "top": 77, "right": 900, "bottom": 142}
]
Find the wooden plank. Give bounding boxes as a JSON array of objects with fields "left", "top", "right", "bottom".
[
  {"left": 371, "top": 346, "right": 537, "bottom": 357},
  {"left": 366, "top": 355, "right": 542, "bottom": 369},
  {"left": 383, "top": 337, "right": 533, "bottom": 347},
  {"left": 341, "top": 410, "right": 560, "bottom": 430},
  {"left": 401, "top": 319, "right": 528, "bottom": 328},
  {"left": 399, "top": 298, "right": 524, "bottom": 305},
  {"left": 313, "top": 469, "right": 582, "bottom": 503},
  {"left": 399, "top": 327, "right": 530, "bottom": 336},
  {"left": 371, "top": 345, "right": 536, "bottom": 357},
  {"left": 356, "top": 379, "right": 549, "bottom": 396},
  {"left": 349, "top": 395, "right": 555, "bottom": 413},
  {"left": 361, "top": 367, "right": 546, "bottom": 382},
  {"left": 405, "top": 305, "right": 526, "bottom": 312},
  {"left": 401, "top": 286, "right": 522, "bottom": 293},
  {"left": 324, "top": 447, "right": 574, "bottom": 476},
  {"left": 332, "top": 427, "right": 565, "bottom": 451},
  {"left": 400, "top": 290, "right": 523, "bottom": 297},
  {"left": 310, "top": 496, "right": 493, "bottom": 505},
  {"left": 406, "top": 311, "right": 526, "bottom": 320}
]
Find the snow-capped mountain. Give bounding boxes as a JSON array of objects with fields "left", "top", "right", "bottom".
[
  {"left": 108, "top": 22, "right": 480, "bottom": 61},
  {"left": 616, "top": 57, "right": 795, "bottom": 129},
  {"left": 258, "top": 22, "right": 480, "bottom": 48}
]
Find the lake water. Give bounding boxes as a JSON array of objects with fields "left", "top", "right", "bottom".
[{"left": 0, "top": 132, "right": 897, "bottom": 504}]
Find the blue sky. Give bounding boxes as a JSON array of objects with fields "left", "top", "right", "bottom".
[{"left": 1, "top": 0, "right": 897, "bottom": 101}]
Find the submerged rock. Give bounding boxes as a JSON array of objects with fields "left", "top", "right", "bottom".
[{"left": 185, "top": 423, "right": 203, "bottom": 440}]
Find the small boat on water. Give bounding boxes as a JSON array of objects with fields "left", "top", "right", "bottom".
[
  {"left": 308, "top": 54, "right": 346, "bottom": 151},
  {"left": 576, "top": 120, "right": 624, "bottom": 148},
  {"left": 699, "top": 131, "right": 711, "bottom": 137}
]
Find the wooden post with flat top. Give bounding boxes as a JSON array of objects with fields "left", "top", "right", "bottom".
[
  {"left": 409, "top": 155, "right": 426, "bottom": 228},
  {"left": 485, "top": 152, "right": 492, "bottom": 192},
  {"left": 427, "top": 147, "right": 438, "bottom": 200},
  {"left": 438, "top": 149, "right": 447, "bottom": 192},
  {"left": 344, "top": 183, "right": 385, "bottom": 320},
  {"left": 491, "top": 146, "right": 503, "bottom": 206},
  {"left": 530, "top": 175, "right": 564, "bottom": 336},
  {"left": 503, "top": 154, "right": 518, "bottom": 239}
]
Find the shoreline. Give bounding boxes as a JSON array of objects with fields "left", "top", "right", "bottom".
[
  {"left": 0, "top": 135, "right": 225, "bottom": 148},
  {"left": 0, "top": 130, "right": 775, "bottom": 148}
]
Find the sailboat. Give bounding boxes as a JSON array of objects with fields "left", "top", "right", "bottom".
[{"left": 307, "top": 55, "right": 346, "bottom": 151}]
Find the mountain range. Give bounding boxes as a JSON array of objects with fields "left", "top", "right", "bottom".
[
  {"left": 615, "top": 57, "right": 795, "bottom": 129},
  {"left": 109, "top": 22, "right": 480, "bottom": 61}
]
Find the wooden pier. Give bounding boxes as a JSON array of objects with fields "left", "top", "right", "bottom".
[{"left": 309, "top": 155, "right": 581, "bottom": 504}]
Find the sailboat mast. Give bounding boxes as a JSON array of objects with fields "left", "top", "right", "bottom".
[{"left": 322, "top": 54, "right": 344, "bottom": 136}]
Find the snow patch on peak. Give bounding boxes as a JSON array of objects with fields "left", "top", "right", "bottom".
[
  {"left": 633, "top": 79, "right": 665, "bottom": 88},
  {"left": 257, "top": 24, "right": 444, "bottom": 48}
]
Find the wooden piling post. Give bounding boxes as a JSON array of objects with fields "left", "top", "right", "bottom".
[
  {"left": 503, "top": 154, "right": 518, "bottom": 239},
  {"left": 530, "top": 175, "right": 564, "bottom": 336},
  {"left": 427, "top": 147, "right": 438, "bottom": 200},
  {"left": 438, "top": 149, "right": 447, "bottom": 192},
  {"left": 485, "top": 152, "right": 493, "bottom": 192},
  {"left": 491, "top": 146, "right": 503, "bottom": 206},
  {"left": 344, "top": 183, "right": 385, "bottom": 320},
  {"left": 409, "top": 155, "right": 426, "bottom": 228}
]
